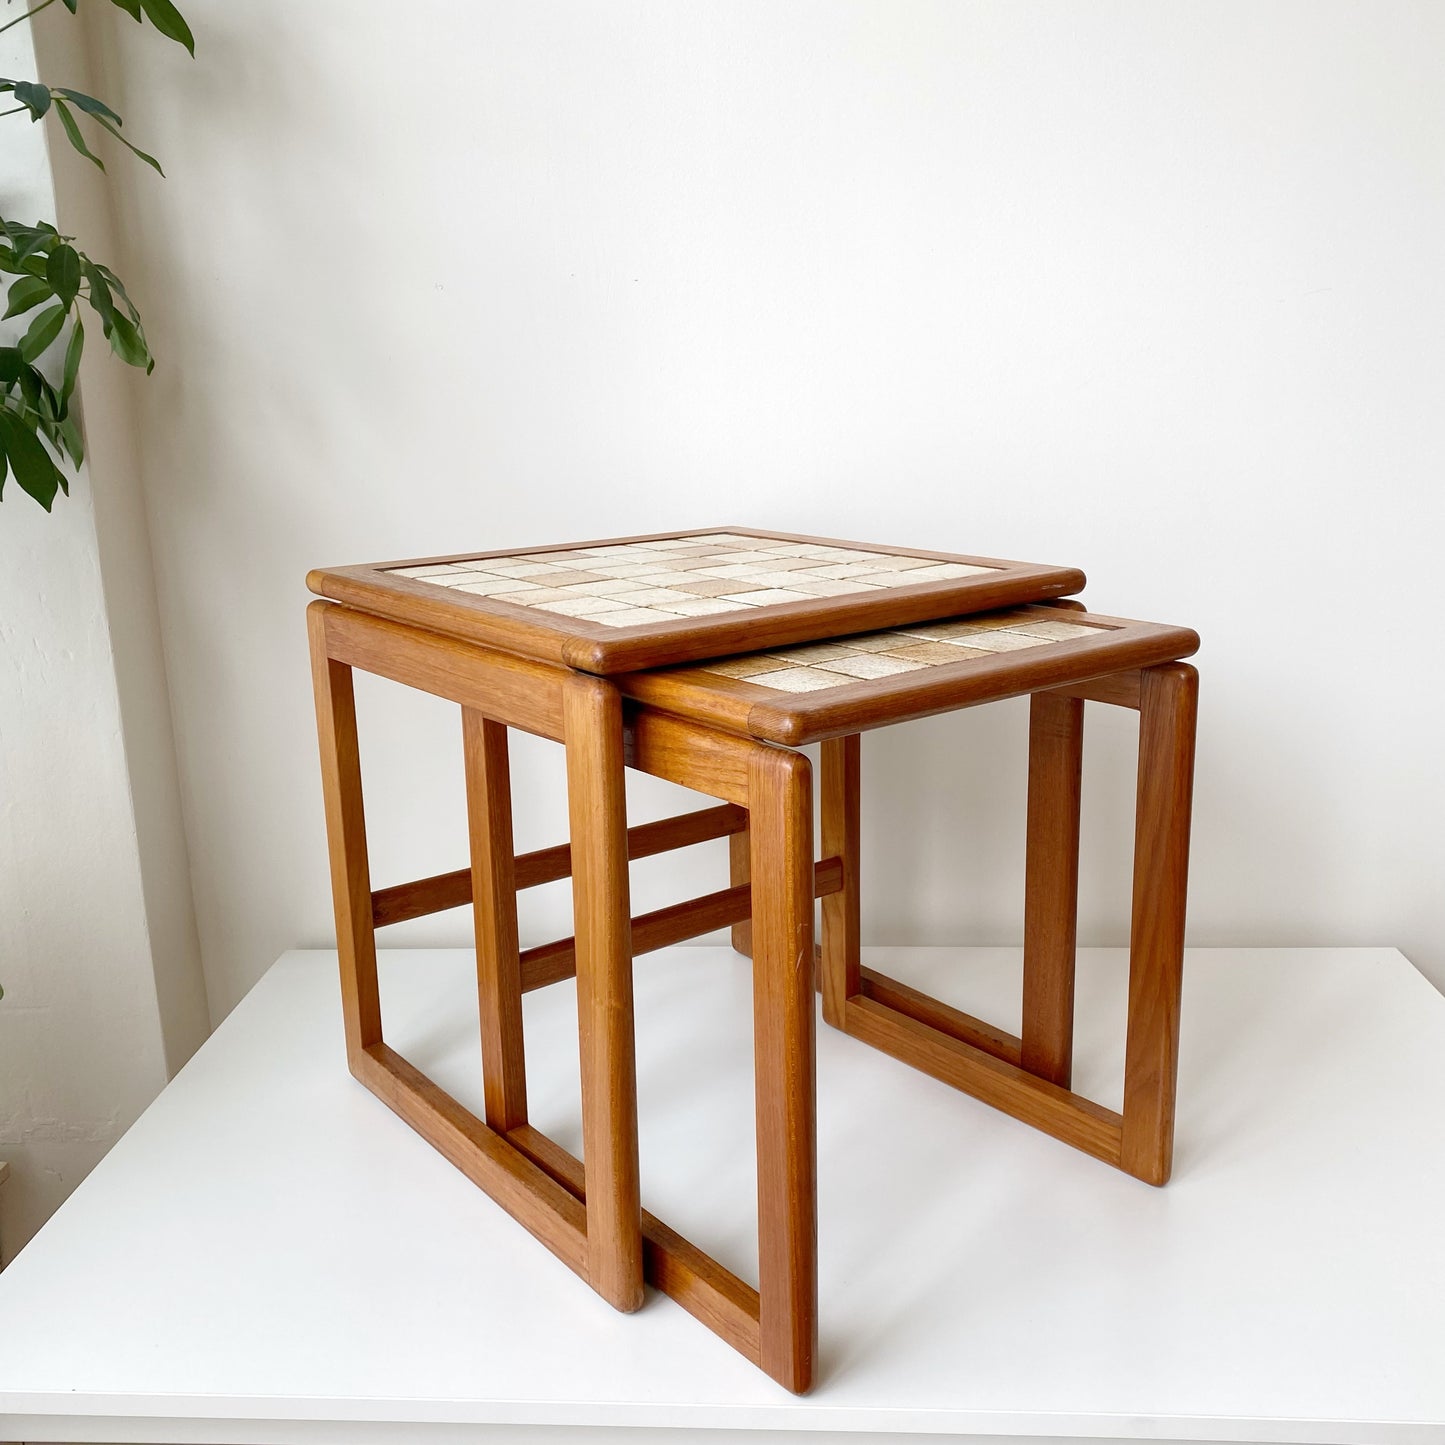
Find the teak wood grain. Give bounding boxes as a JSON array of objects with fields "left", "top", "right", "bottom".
[
  {"left": 309, "top": 556, "right": 1198, "bottom": 1396},
  {"left": 505, "top": 1124, "right": 763, "bottom": 1366},
  {"left": 307, "top": 603, "right": 381, "bottom": 1066},
  {"left": 517, "top": 858, "right": 843, "bottom": 993},
  {"left": 820, "top": 735, "right": 861, "bottom": 1028},
  {"left": 307, "top": 526, "right": 1086, "bottom": 675},
  {"left": 370, "top": 803, "right": 746, "bottom": 929},
  {"left": 463, "top": 711, "right": 528, "bottom": 1131},
  {"left": 618, "top": 610, "right": 1199, "bottom": 746},
  {"left": 1020, "top": 692, "right": 1084, "bottom": 1087},
  {"left": 563, "top": 677, "right": 645, "bottom": 1312},
  {"left": 747, "top": 746, "right": 818, "bottom": 1394},
  {"left": 1120, "top": 663, "right": 1199, "bottom": 1185}
]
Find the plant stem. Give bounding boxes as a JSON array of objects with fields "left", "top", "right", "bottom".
[
  {"left": 0, "top": 103, "right": 31, "bottom": 116},
  {"left": 0, "top": 0, "right": 57, "bottom": 35}
]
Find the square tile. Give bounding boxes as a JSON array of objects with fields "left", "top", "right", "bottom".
[
  {"left": 815, "top": 653, "right": 929, "bottom": 680},
  {"left": 745, "top": 666, "right": 841, "bottom": 693}
]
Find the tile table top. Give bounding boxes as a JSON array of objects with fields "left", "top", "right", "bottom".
[
  {"left": 307, "top": 528, "right": 1085, "bottom": 674},
  {"left": 617, "top": 604, "right": 1200, "bottom": 744}
]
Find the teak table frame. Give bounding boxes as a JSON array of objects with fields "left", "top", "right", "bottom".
[
  {"left": 309, "top": 590, "right": 1198, "bottom": 1395},
  {"left": 309, "top": 600, "right": 822, "bottom": 1389}
]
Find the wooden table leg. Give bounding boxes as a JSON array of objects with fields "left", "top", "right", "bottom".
[
  {"left": 307, "top": 602, "right": 381, "bottom": 1071},
  {"left": 748, "top": 746, "right": 818, "bottom": 1393},
  {"left": 729, "top": 826, "right": 752, "bottom": 958},
  {"left": 563, "top": 676, "right": 645, "bottom": 1312},
  {"left": 1120, "top": 662, "right": 1199, "bottom": 1185},
  {"left": 1021, "top": 692, "right": 1084, "bottom": 1087},
  {"left": 820, "top": 734, "right": 861, "bottom": 1030},
  {"left": 463, "top": 710, "right": 528, "bottom": 1132}
]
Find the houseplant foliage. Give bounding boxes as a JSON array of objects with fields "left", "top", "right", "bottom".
[{"left": 0, "top": 0, "right": 192, "bottom": 513}]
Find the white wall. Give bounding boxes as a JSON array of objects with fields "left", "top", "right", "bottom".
[
  {"left": 0, "top": 23, "right": 206, "bottom": 1263},
  {"left": 82, "top": 0, "right": 1445, "bottom": 1023}
]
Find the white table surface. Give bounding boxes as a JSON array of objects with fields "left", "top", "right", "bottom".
[{"left": 2, "top": 945, "right": 1443, "bottom": 1445}]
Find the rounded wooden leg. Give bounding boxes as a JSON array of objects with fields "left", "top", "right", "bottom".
[
  {"left": 1120, "top": 663, "right": 1199, "bottom": 1185},
  {"left": 563, "top": 676, "right": 645, "bottom": 1312},
  {"left": 749, "top": 746, "right": 818, "bottom": 1393}
]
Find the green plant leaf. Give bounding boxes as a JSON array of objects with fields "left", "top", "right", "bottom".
[
  {"left": 60, "top": 314, "right": 84, "bottom": 409},
  {"left": 138, "top": 0, "right": 195, "bottom": 55},
  {"left": 12, "top": 80, "right": 51, "bottom": 120},
  {"left": 19, "top": 303, "right": 65, "bottom": 362},
  {"left": 46, "top": 244, "right": 81, "bottom": 308},
  {"left": 57, "top": 409, "right": 84, "bottom": 467},
  {"left": 95, "top": 262, "right": 141, "bottom": 322},
  {"left": 0, "top": 407, "right": 62, "bottom": 510},
  {"left": 53, "top": 99, "right": 106, "bottom": 171},
  {"left": 51, "top": 88, "right": 123, "bottom": 125},
  {"left": 91, "top": 113, "right": 163, "bottom": 174},
  {"left": 82, "top": 260, "right": 115, "bottom": 332},
  {"left": 4, "top": 275, "right": 51, "bottom": 318},
  {"left": 107, "top": 310, "right": 150, "bottom": 368},
  {"left": 109, "top": 0, "right": 144, "bottom": 18},
  {"left": 0, "top": 346, "right": 23, "bottom": 384},
  {"left": 61, "top": 0, "right": 79, "bottom": 11}
]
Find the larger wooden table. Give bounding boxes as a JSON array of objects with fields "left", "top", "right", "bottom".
[
  {"left": 306, "top": 517, "right": 1197, "bottom": 1390},
  {"left": 305, "top": 527, "right": 1089, "bottom": 1387}
]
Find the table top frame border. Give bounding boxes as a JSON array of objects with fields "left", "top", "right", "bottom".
[
  {"left": 617, "top": 606, "right": 1201, "bottom": 745},
  {"left": 307, "top": 525, "right": 1086, "bottom": 676}
]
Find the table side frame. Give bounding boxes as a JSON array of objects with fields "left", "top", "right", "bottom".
[{"left": 307, "top": 600, "right": 821, "bottom": 1390}]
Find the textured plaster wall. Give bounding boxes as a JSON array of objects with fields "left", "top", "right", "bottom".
[{"left": 85, "top": 0, "right": 1444, "bottom": 1021}]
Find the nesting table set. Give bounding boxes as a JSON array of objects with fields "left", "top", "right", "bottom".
[{"left": 306, "top": 527, "right": 1199, "bottom": 1394}]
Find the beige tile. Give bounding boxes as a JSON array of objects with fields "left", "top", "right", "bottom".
[
  {"left": 959, "top": 630, "right": 1052, "bottom": 652},
  {"left": 562, "top": 579, "right": 642, "bottom": 597},
  {"left": 522, "top": 569, "right": 609, "bottom": 584},
  {"left": 830, "top": 631, "right": 918, "bottom": 651},
  {"left": 747, "top": 666, "right": 843, "bottom": 693},
  {"left": 483, "top": 561, "right": 558, "bottom": 578},
  {"left": 676, "top": 578, "right": 749, "bottom": 597},
  {"left": 766, "top": 641, "right": 859, "bottom": 664},
  {"left": 748, "top": 570, "right": 835, "bottom": 590},
  {"left": 883, "top": 641, "right": 987, "bottom": 664},
  {"left": 532, "top": 596, "right": 631, "bottom": 617},
  {"left": 854, "top": 554, "right": 936, "bottom": 571},
  {"left": 627, "top": 571, "right": 703, "bottom": 587},
  {"left": 452, "top": 577, "right": 540, "bottom": 596},
  {"left": 506, "top": 588, "right": 582, "bottom": 605},
  {"left": 786, "top": 577, "right": 879, "bottom": 597},
  {"left": 664, "top": 597, "right": 751, "bottom": 616},
  {"left": 1005, "top": 618, "right": 1105, "bottom": 640},
  {"left": 900, "top": 613, "right": 1030, "bottom": 639},
  {"left": 703, "top": 654, "right": 791, "bottom": 678},
  {"left": 391, "top": 564, "right": 472, "bottom": 578},
  {"left": 724, "top": 588, "right": 814, "bottom": 607},
  {"left": 801, "top": 561, "right": 896, "bottom": 580},
  {"left": 621, "top": 588, "right": 697, "bottom": 606},
  {"left": 894, "top": 562, "right": 996, "bottom": 581},
  {"left": 592, "top": 607, "right": 680, "bottom": 627},
  {"left": 814, "top": 652, "right": 928, "bottom": 679}
]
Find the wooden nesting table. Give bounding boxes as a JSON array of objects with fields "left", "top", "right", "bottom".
[{"left": 306, "top": 528, "right": 1197, "bottom": 1395}]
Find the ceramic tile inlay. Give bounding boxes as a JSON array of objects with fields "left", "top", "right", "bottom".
[
  {"left": 690, "top": 609, "right": 1107, "bottom": 693},
  {"left": 385, "top": 533, "right": 999, "bottom": 627}
]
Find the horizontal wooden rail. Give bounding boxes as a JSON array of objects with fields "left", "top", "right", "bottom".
[
  {"left": 842, "top": 996, "right": 1124, "bottom": 1167},
  {"left": 371, "top": 803, "right": 748, "bottom": 928},
  {"left": 521, "top": 856, "right": 844, "bottom": 993},
  {"left": 355, "top": 1043, "right": 588, "bottom": 1277},
  {"left": 1047, "top": 671, "right": 1141, "bottom": 710},
  {"left": 506, "top": 1124, "right": 762, "bottom": 1365},
  {"left": 857, "top": 967, "right": 1023, "bottom": 1067}
]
